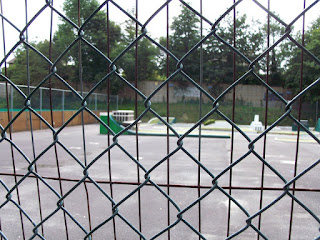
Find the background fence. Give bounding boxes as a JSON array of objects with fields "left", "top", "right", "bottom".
[
  {"left": 0, "top": 82, "right": 118, "bottom": 113},
  {"left": 0, "top": 0, "right": 319, "bottom": 240}
]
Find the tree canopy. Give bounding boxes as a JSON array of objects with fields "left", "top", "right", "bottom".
[
  {"left": 285, "top": 17, "right": 320, "bottom": 102},
  {"left": 160, "top": 5, "right": 201, "bottom": 82},
  {"left": 53, "top": 0, "right": 122, "bottom": 89},
  {"left": 5, "top": 1, "right": 320, "bottom": 101}
]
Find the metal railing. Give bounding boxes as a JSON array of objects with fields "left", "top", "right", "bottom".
[{"left": 0, "top": 0, "right": 319, "bottom": 240}]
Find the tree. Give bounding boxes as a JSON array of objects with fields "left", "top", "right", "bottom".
[
  {"left": 161, "top": 4, "right": 201, "bottom": 83},
  {"left": 53, "top": 0, "right": 122, "bottom": 89},
  {"left": 203, "top": 14, "right": 264, "bottom": 87},
  {"left": 7, "top": 0, "right": 123, "bottom": 94},
  {"left": 285, "top": 17, "right": 320, "bottom": 102},
  {"left": 258, "top": 14, "right": 292, "bottom": 87},
  {"left": 113, "top": 19, "right": 161, "bottom": 82},
  {"left": 6, "top": 0, "right": 162, "bottom": 94},
  {"left": 6, "top": 40, "right": 64, "bottom": 86}
]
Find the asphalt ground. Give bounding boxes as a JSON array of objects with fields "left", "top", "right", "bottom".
[{"left": 0, "top": 123, "right": 319, "bottom": 239}]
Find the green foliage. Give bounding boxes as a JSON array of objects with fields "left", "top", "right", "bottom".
[
  {"left": 53, "top": 0, "right": 122, "bottom": 88},
  {"left": 259, "top": 15, "right": 291, "bottom": 87},
  {"left": 113, "top": 19, "right": 161, "bottom": 82},
  {"left": 7, "top": 41, "right": 51, "bottom": 86},
  {"left": 6, "top": 0, "right": 162, "bottom": 94},
  {"left": 203, "top": 14, "right": 264, "bottom": 86},
  {"left": 4, "top": 2, "right": 319, "bottom": 102},
  {"left": 163, "top": 4, "right": 201, "bottom": 83},
  {"left": 115, "top": 101, "right": 296, "bottom": 125},
  {"left": 285, "top": 17, "right": 320, "bottom": 102}
]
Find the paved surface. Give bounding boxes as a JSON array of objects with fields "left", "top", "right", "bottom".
[{"left": 0, "top": 123, "right": 319, "bottom": 239}]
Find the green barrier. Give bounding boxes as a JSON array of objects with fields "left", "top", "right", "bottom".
[
  {"left": 100, "top": 113, "right": 131, "bottom": 135},
  {"left": 316, "top": 118, "right": 320, "bottom": 132},
  {"left": 292, "top": 120, "right": 309, "bottom": 131}
]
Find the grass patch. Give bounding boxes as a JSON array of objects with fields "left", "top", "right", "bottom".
[
  {"left": 115, "top": 101, "right": 294, "bottom": 126},
  {"left": 1, "top": 97, "right": 315, "bottom": 126}
]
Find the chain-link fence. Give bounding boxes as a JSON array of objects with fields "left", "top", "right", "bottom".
[
  {"left": 0, "top": 0, "right": 319, "bottom": 239},
  {"left": 0, "top": 82, "right": 118, "bottom": 112}
]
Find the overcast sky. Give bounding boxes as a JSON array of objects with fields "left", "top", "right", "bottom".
[{"left": 0, "top": 0, "right": 319, "bottom": 62}]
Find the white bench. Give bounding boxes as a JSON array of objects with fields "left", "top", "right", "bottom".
[
  {"left": 112, "top": 110, "right": 141, "bottom": 128},
  {"left": 112, "top": 110, "right": 134, "bottom": 122}
]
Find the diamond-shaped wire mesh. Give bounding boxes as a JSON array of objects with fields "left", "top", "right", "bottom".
[{"left": 0, "top": 0, "right": 319, "bottom": 239}]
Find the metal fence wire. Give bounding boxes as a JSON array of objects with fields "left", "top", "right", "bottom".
[{"left": 0, "top": 0, "right": 320, "bottom": 239}]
